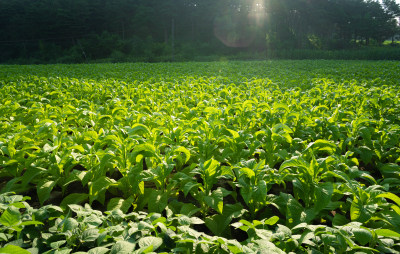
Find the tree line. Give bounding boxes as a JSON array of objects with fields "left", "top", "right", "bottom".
[{"left": 1, "top": 0, "right": 399, "bottom": 63}]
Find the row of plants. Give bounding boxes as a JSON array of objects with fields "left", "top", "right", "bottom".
[{"left": 1, "top": 61, "right": 400, "bottom": 253}]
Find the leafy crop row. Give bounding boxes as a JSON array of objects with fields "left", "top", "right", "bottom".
[{"left": 1, "top": 61, "right": 400, "bottom": 253}]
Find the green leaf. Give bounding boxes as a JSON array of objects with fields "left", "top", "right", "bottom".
[
  {"left": 180, "top": 203, "right": 200, "bottom": 217},
  {"left": 204, "top": 188, "right": 224, "bottom": 214},
  {"left": 20, "top": 221, "right": 43, "bottom": 226},
  {"left": 305, "top": 139, "right": 337, "bottom": 154},
  {"left": 279, "top": 157, "right": 308, "bottom": 172},
  {"left": 356, "top": 146, "right": 373, "bottom": 165},
  {"left": 107, "top": 196, "right": 134, "bottom": 213},
  {"left": 89, "top": 176, "right": 116, "bottom": 205},
  {"left": 84, "top": 131, "right": 99, "bottom": 140},
  {"left": 275, "top": 193, "right": 305, "bottom": 227},
  {"left": 205, "top": 203, "right": 245, "bottom": 236},
  {"left": 314, "top": 182, "right": 334, "bottom": 212},
  {"left": 21, "top": 166, "right": 44, "bottom": 187},
  {"left": 174, "top": 146, "right": 191, "bottom": 164},
  {"left": 378, "top": 163, "right": 400, "bottom": 177},
  {"left": 353, "top": 227, "right": 372, "bottom": 245},
  {"left": 82, "top": 228, "right": 100, "bottom": 242},
  {"left": 225, "top": 129, "right": 239, "bottom": 139},
  {"left": 138, "top": 236, "right": 163, "bottom": 251},
  {"left": 110, "top": 241, "right": 135, "bottom": 254},
  {"left": 227, "top": 244, "right": 242, "bottom": 254},
  {"left": 264, "top": 216, "right": 279, "bottom": 226},
  {"left": 252, "top": 239, "right": 285, "bottom": 254},
  {"left": 50, "top": 240, "right": 66, "bottom": 249},
  {"left": 61, "top": 218, "right": 78, "bottom": 232},
  {"left": 129, "top": 123, "right": 151, "bottom": 136},
  {"left": 148, "top": 190, "right": 168, "bottom": 213},
  {"left": 182, "top": 182, "right": 200, "bottom": 197},
  {"left": 350, "top": 197, "right": 371, "bottom": 223},
  {"left": 377, "top": 192, "right": 400, "bottom": 207},
  {"left": 0, "top": 207, "right": 21, "bottom": 227},
  {"left": 87, "top": 247, "right": 109, "bottom": 254},
  {"left": 177, "top": 215, "right": 192, "bottom": 225},
  {"left": 43, "top": 143, "right": 58, "bottom": 153},
  {"left": 332, "top": 214, "right": 348, "bottom": 226},
  {"left": 203, "top": 158, "right": 220, "bottom": 179},
  {"left": 60, "top": 193, "right": 88, "bottom": 210},
  {"left": 68, "top": 145, "right": 85, "bottom": 153},
  {"left": 0, "top": 245, "right": 30, "bottom": 254},
  {"left": 239, "top": 167, "right": 255, "bottom": 179},
  {"left": 190, "top": 217, "right": 205, "bottom": 224},
  {"left": 37, "top": 179, "right": 58, "bottom": 206},
  {"left": 375, "top": 229, "right": 400, "bottom": 238},
  {"left": 132, "top": 143, "right": 159, "bottom": 161}
]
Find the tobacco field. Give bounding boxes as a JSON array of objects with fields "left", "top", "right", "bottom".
[{"left": 1, "top": 60, "right": 400, "bottom": 253}]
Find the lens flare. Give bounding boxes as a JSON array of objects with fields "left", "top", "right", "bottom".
[{"left": 214, "top": 0, "right": 266, "bottom": 48}]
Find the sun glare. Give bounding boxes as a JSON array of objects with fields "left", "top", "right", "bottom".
[{"left": 214, "top": 0, "right": 267, "bottom": 48}]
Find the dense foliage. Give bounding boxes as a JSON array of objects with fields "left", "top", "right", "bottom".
[
  {"left": 1, "top": 60, "right": 400, "bottom": 253},
  {"left": 0, "top": 0, "right": 400, "bottom": 63}
]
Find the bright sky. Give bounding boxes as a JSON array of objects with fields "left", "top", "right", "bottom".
[
  {"left": 383, "top": 0, "right": 400, "bottom": 4},
  {"left": 379, "top": 0, "right": 400, "bottom": 4}
]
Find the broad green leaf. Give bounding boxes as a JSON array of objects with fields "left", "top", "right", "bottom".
[
  {"left": 205, "top": 203, "right": 245, "bottom": 236},
  {"left": 87, "top": 247, "right": 109, "bottom": 254},
  {"left": 177, "top": 215, "right": 192, "bottom": 225},
  {"left": 226, "top": 129, "right": 239, "bottom": 139},
  {"left": 107, "top": 196, "right": 134, "bottom": 213},
  {"left": 314, "top": 182, "right": 334, "bottom": 212},
  {"left": 20, "top": 221, "right": 43, "bottom": 226},
  {"left": 60, "top": 193, "right": 88, "bottom": 210},
  {"left": 89, "top": 176, "right": 116, "bottom": 205},
  {"left": 332, "top": 214, "right": 348, "bottom": 226},
  {"left": 379, "top": 163, "right": 400, "bottom": 179},
  {"left": 353, "top": 227, "right": 372, "bottom": 245},
  {"left": 148, "top": 190, "right": 168, "bottom": 213},
  {"left": 82, "top": 228, "right": 100, "bottom": 242},
  {"left": 129, "top": 123, "right": 151, "bottom": 136},
  {"left": 43, "top": 143, "right": 58, "bottom": 153},
  {"left": 204, "top": 188, "right": 224, "bottom": 214},
  {"left": 239, "top": 167, "right": 255, "bottom": 179},
  {"left": 68, "top": 145, "right": 85, "bottom": 153},
  {"left": 279, "top": 157, "right": 308, "bottom": 172},
  {"left": 252, "top": 239, "right": 285, "bottom": 254},
  {"left": 203, "top": 158, "right": 220, "bottom": 179},
  {"left": 61, "top": 218, "right": 78, "bottom": 232},
  {"left": 50, "top": 240, "right": 67, "bottom": 249},
  {"left": 21, "top": 166, "right": 44, "bottom": 187},
  {"left": 204, "top": 107, "right": 219, "bottom": 115},
  {"left": 350, "top": 198, "right": 371, "bottom": 223},
  {"left": 138, "top": 236, "right": 163, "bottom": 251},
  {"left": 264, "top": 216, "right": 279, "bottom": 226},
  {"left": 180, "top": 203, "right": 200, "bottom": 217},
  {"left": 110, "top": 241, "right": 135, "bottom": 254},
  {"left": 174, "top": 146, "right": 191, "bottom": 163},
  {"left": 84, "top": 131, "right": 98, "bottom": 140},
  {"left": 375, "top": 229, "right": 400, "bottom": 238},
  {"left": 377, "top": 193, "right": 400, "bottom": 207},
  {"left": 305, "top": 139, "right": 337, "bottom": 154},
  {"left": 0, "top": 207, "right": 20, "bottom": 227},
  {"left": 190, "top": 217, "right": 205, "bottom": 224},
  {"left": 0, "top": 245, "right": 30, "bottom": 254},
  {"left": 37, "top": 179, "right": 58, "bottom": 206},
  {"left": 182, "top": 182, "right": 200, "bottom": 197},
  {"left": 132, "top": 143, "right": 160, "bottom": 161}
]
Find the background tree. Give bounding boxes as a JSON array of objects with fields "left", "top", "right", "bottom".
[{"left": 0, "top": 0, "right": 399, "bottom": 63}]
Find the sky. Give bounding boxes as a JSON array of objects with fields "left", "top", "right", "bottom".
[{"left": 379, "top": 0, "right": 400, "bottom": 4}]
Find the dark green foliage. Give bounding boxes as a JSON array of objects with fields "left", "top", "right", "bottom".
[{"left": 0, "top": 0, "right": 399, "bottom": 63}]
